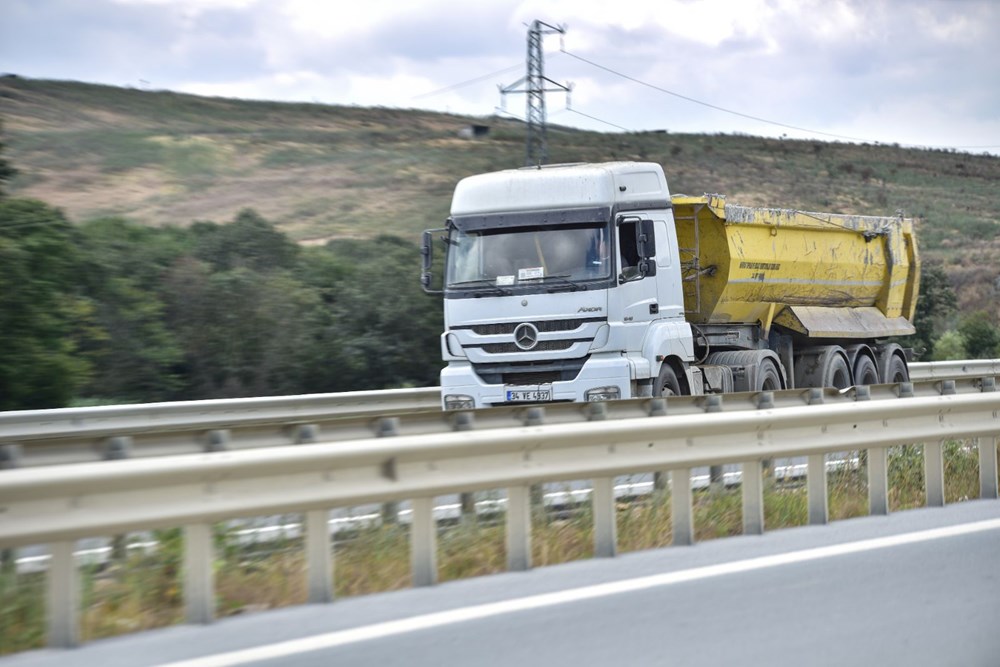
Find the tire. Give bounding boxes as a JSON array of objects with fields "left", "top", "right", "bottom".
[
  {"left": 656, "top": 363, "right": 683, "bottom": 397},
  {"left": 853, "top": 354, "right": 879, "bottom": 386},
  {"left": 705, "top": 350, "right": 786, "bottom": 392},
  {"left": 758, "top": 359, "right": 783, "bottom": 391},
  {"left": 824, "top": 351, "right": 852, "bottom": 389},
  {"left": 883, "top": 354, "right": 909, "bottom": 384},
  {"left": 795, "top": 346, "right": 852, "bottom": 389}
]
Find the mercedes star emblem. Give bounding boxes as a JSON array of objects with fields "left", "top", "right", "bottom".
[{"left": 513, "top": 323, "right": 539, "bottom": 350}]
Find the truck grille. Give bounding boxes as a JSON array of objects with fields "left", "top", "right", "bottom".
[
  {"left": 467, "top": 317, "right": 602, "bottom": 336},
  {"left": 480, "top": 340, "right": 577, "bottom": 354}
]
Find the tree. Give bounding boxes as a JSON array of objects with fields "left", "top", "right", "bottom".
[
  {"left": 957, "top": 311, "right": 1000, "bottom": 359},
  {"left": 907, "top": 264, "right": 957, "bottom": 359},
  {"left": 0, "top": 120, "right": 16, "bottom": 197},
  {"left": 75, "top": 218, "right": 188, "bottom": 401},
  {"left": 318, "top": 235, "right": 443, "bottom": 390},
  {"left": 191, "top": 209, "right": 299, "bottom": 273},
  {"left": 931, "top": 330, "right": 967, "bottom": 361},
  {"left": 0, "top": 199, "right": 91, "bottom": 409}
]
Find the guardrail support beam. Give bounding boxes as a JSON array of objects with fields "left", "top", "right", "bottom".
[
  {"left": 807, "top": 454, "right": 828, "bottom": 525},
  {"left": 306, "top": 509, "right": 333, "bottom": 603},
  {"left": 868, "top": 447, "right": 889, "bottom": 515},
  {"left": 980, "top": 437, "right": 999, "bottom": 500},
  {"left": 183, "top": 523, "right": 215, "bottom": 624},
  {"left": 741, "top": 461, "right": 764, "bottom": 535},
  {"left": 46, "top": 540, "right": 78, "bottom": 648},
  {"left": 506, "top": 485, "right": 532, "bottom": 571},
  {"left": 411, "top": 497, "right": 437, "bottom": 586},
  {"left": 671, "top": 468, "right": 694, "bottom": 546},
  {"left": 925, "top": 441, "right": 945, "bottom": 507},
  {"left": 592, "top": 476, "right": 617, "bottom": 558}
]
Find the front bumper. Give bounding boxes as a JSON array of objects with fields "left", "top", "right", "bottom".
[{"left": 440, "top": 355, "right": 633, "bottom": 409}]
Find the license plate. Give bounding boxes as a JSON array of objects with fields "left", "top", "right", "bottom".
[{"left": 505, "top": 386, "right": 552, "bottom": 402}]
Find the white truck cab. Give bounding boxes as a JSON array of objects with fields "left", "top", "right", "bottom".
[{"left": 422, "top": 162, "right": 694, "bottom": 409}]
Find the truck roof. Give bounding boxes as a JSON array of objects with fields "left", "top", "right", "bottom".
[{"left": 450, "top": 162, "right": 670, "bottom": 217}]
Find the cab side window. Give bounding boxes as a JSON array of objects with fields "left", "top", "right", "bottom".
[{"left": 619, "top": 222, "right": 640, "bottom": 278}]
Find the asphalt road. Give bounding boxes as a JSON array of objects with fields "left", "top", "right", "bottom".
[{"left": 5, "top": 500, "right": 999, "bottom": 667}]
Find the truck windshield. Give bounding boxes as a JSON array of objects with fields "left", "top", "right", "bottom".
[{"left": 446, "top": 223, "right": 611, "bottom": 289}]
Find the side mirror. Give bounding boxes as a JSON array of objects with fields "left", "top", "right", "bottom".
[
  {"left": 420, "top": 228, "right": 446, "bottom": 294},
  {"left": 638, "top": 219, "right": 656, "bottom": 259},
  {"left": 421, "top": 230, "right": 434, "bottom": 271}
]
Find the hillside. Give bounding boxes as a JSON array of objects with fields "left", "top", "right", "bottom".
[{"left": 2, "top": 75, "right": 999, "bottom": 315}]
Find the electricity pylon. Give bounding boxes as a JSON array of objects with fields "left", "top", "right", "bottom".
[{"left": 500, "top": 20, "right": 572, "bottom": 166}]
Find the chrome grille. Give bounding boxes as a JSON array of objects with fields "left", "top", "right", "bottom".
[
  {"left": 469, "top": 318, "right": 599, "bottom": 336},
  {"left": 481, "top": 340, "right": 577, "bottom": 354}
]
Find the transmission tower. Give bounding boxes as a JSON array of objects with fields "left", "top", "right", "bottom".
[{"left": 500, "top": 20, "right": 572, "bottom": 166}]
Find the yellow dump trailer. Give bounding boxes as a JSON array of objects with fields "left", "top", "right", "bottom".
[{"left": 673, "top": 195, "right": 920, "bottom": 340}]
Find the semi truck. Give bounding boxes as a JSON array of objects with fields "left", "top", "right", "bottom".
[{"left": 421, "top": 162, "right": 920, "bottom": 410}]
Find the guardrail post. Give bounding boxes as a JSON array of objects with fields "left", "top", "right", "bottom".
[
  {"left": 592, "top": 476, "right": 617, "bottom": 558},
  {"left": 0, "top": 442, "right": 23, "bottom": 469},
  {"left": 670, "top": 468, "right": 694, "bottom": 546},
  {"left": 46, "top": 540, "right": 78, "bottom": 648},
  {"left": 202, "top": 429, "right": 230, "bottom": 452},
  {"left": 305, "top": 509, "right": 333, "bottom": 603},
  {"left": 741, "top": 460, "right": 764, "bottom": 535},
  {"left": 980, "top": 437, "right": 999, "bottom": 500},
  {"left": 377, "top": 419, "right": 401, "bottom": 523},
  {"left": 522, "top": 408, "right": 547, "bottom": 510},
  {"left": 183, "top": 523, "right": 215, "bottom": 624},
  {"left": 451, "top": 412, "right": 477, "bottom": 523},
  {"left": 925, "top": 441, "right": 945, "bottom": 507},
  {"left": 506, "top": 485, "right": 532, "bottom": 571},
  {"left": 868, "top": 447, "right": 889, "bottom": 515},
  {"left": 648, "top": 398, "right": 669, "bottom": 492},
  {"left": 410, "top": 497, "right": 437, "bottom": 587},
  {"left": 807, "top": 454, "right": 828, "bottom": 525}
]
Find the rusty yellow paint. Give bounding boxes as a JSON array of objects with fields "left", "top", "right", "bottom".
[{"left": 673, "top": 195, "right": 920, "bottom": 339}]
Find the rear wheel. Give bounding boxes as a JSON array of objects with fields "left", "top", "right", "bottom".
[
  {"left": 758, "top": 359, "right": 783, "bottom": 391},
  {"left": 825, "top": 352, "right": 852, "bottom": 389},
  {"left": 795, "top": 346, "right": 852, "bottom": 389},
  {"left": 883, "top": 354, "right": 909, "bottom": 384},
  {"left": 853, "top": 355, "right": 879, "bottom": 386}
]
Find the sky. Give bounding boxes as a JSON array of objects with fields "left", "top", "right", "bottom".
[{"left": 2, "top": 0, "right": 999, "bottom": 153}]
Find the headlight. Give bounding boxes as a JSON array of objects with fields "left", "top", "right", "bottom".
[
  {"left": 444, "top": 394, "right": 475, "bottom": 410},
  {"left": 585, "top": 386, "right": 620, "bottom": 402}
]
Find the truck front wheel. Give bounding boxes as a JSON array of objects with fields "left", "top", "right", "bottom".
[{"left": 656, "top": 363, "right": 684, "bottom": 397}]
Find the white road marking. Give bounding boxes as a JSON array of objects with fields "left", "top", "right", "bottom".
[{"left": 157, "top": 517, "right": 1000, "bottom": 667}]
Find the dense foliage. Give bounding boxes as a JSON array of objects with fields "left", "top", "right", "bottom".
[{"left": 0, "top": 202, "right": 442, "bottom": 410}]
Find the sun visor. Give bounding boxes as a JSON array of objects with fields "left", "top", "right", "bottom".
[{"left": 451, "top": 206, "right": 611, "bottom": 232}]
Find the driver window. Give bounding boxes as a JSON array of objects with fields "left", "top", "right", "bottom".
[{"left": 619, "top": 222, "right": 640, "bottom": 279}]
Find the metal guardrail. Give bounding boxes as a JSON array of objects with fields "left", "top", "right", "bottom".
[
  {"left": 2, "top": 359, "right": 998, "bottom": 469},
  {"left": 908, "top": 359, "right": 1000, "bottom": 380},
  {"left": 1, "top": 387, "right": 999, "bottom": 648}
]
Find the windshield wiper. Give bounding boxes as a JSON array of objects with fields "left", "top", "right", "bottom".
[
  {"left": 448, "top": 279, "right": 513, "bottom": 296},
  {"left": 532, "top": 274, "right": 587, "bottom": 293}
]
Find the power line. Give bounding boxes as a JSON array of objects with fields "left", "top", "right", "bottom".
[
  {"left": 564, "top": 108, "right": 631, "bottom": 132},
  {"left": 412, "top": 63, "right": 524, "bottom": 100},
  {"left": 561, "top": 49, "right": 872, "bottom": 143}
]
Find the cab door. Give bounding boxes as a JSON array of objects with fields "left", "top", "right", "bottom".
[{"left": 609, "top": 217, "right": 660, "bottom": 343}]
